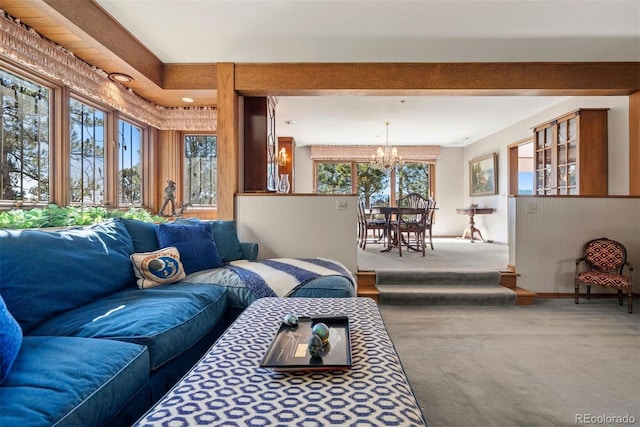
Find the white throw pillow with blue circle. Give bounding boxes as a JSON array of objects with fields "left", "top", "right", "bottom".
[{"left": 130, "top": 247, "right": 186, "bottom": 289}]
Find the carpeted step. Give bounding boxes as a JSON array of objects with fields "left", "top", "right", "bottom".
[
  {"left": 376, "top": 270, "right": 502, "bottom": 286},
  {"left": 377, "top": 284, "right": 517, "bottom": 305}
]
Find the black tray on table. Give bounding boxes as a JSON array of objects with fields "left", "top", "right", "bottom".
[{"left": 260, "top": 315, "right": 352, "bottom": 372}]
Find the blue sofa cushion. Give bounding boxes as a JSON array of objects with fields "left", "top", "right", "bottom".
[
  {"left": 209, "top": 220, "right": 244, "bottom": 262},
  {"left": 0, "top": 219, "right": 135, "bottom": 333},
  {"left": 120, "top": 218, "right": 159, "bottom": 253},
  {"left": 157, "top": 222, "right": 222, "bottom": 274},
  {"left": 130, "top": 246, "right": 186, "bottom": 289},
  {"left": 0, "top": 295, "right": 22, "bottom": 384},
  {"left": 0, "top": 336, "right": 149, "bottom": 427},
  {"left": 30, "top": 283, "right": 229, "bottom": 370}
]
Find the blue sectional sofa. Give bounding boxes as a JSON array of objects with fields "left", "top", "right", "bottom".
[{"left": 0, "top": 218, "right": 355, "bottom": 426}]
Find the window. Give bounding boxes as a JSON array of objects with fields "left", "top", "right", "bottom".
[
  {"left": 357, "top": 162, "right": 389, "bottom": 207},
  {"left": 395, "top": 163, "right": 432, "bottom": 200},
  {"left": 184, "top": 134, "right": 217, "bottom": 206},
  {"left": 0, "top": 69, "right": 50, "bottom": 202},
  {"left": 69, "top": 98, "right": 105, "bottom": 205},
  {"left": 316, "top": 162, "right": 352, "bottom": 194},
  {"left": 118, "top": 119, "right": 142, "bottom": 206},
  {"left": 316, "top": 160, "right": 434, "bottom": 204}
]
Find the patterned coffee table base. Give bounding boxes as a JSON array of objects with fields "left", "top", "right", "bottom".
[{"left": 135, "top": 297, "right": 427, "bottom": 426}]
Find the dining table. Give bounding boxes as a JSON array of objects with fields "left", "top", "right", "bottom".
[{"left": 367, "top": 206, "right": 431, "bottom": 253}]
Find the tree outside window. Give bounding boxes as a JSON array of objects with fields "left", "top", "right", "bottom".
[
  {"left": 316, "top": 162, "right": 352, "bottom": 194},
  {"left": 184, "top": 134, "right": 217, "bottom": 206},
  {"left": 118, "top": 120, "right": 141, "bottom": 206},
  {"left": 0, "top": 69, "right": 50, "bottom": 202},
  {"left": 396, "top": 163, "right": 431, "bottom": 200},
  {"left": 70, "top": 99, "right": 105, "bottom": 205},
  {"left": 357, "top": 163, "right": 388, "bottom": 207}
]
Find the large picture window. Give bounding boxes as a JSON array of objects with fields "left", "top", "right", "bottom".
[
  {"left": 184, "top": 134, "right": 217, "bottom": 206},
  {"left": 70, "top": 98, "right": 105, "bottom": 205},
  {"left": 118, "top": 119, "right": 142, "bottom": 206},
  {"left": 316, "top": 160, "right": 433, "bottom": 206},
  {"left": 0, "top": 69, "right": 50, "bottom": 202}
]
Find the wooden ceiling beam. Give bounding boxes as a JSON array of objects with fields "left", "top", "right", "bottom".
[
  {"left": 41, "top": 0, "right": 164, "bottom": 86},
  {"left": 234, "top": 62, "right": 640, "bottom": 96}
]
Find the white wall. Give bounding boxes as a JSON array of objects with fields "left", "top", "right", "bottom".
[
  {"left": 235, "top": 194, "right": 358, "bottom": 273},
  {"left": 294, "top": 145, "right": 314, "bottom": 193},
  {"left": 433, "top": 147, "right": 469, "bottom": 237},
  {"left": 509, "top": 196, "right": 640, "bottom": 294}
]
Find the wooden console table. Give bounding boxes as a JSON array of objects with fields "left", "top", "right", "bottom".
[{"left": 456, "top": 206, "right": 495, "bottom": 242}]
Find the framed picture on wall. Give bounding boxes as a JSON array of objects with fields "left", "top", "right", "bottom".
[{"left": 469, "top": 153, "right": 498, "bottom": 196}]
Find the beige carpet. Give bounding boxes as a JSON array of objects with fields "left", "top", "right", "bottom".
[
  {"left": 358, "top": 237, "right": 509, "bottom": 272},
  {"left": 380, "top": 298, "right": 640, "bottom": 427}
]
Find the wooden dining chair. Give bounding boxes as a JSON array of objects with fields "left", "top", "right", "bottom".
[
  {"left": 396, "top": 193, "right": 430, "bottom": 256},
  {"left": 358, "top": 200, "right": 387, "bottom": 250}
]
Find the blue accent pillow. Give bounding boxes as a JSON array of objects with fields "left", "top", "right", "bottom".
[
  {"left": 156, "top": 222, "right": 222, "bottom": 274},
  {"left": 209, "top": 221, "right": 244, "bottom": 262},
  {"left": 0, "top": 295, "right": 22, "bottom": 383},
  {"left": 120, "top": 218, "right": 159, "bottom": 253}
]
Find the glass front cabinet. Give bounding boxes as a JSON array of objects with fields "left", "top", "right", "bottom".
[{"left": 534, "top": 108, "right": 608, "bottom": 196}]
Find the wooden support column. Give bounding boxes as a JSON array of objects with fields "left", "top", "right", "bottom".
[
  {"left": 217, "top": 63, "right": 239, "bottom": 219},
  {"left": 630, "top": 91, "right": 640, "bottom": 195}
]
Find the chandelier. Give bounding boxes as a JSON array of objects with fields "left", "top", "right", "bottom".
[{"left": 371, "top": 121, "right": 402, "bottom": 171}]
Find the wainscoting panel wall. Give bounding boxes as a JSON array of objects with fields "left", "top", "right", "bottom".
[
  {"left": 509, "top": 196, "right": 640, "bottom": 294},
  {"left": 235, "top": 194, "right": 358, "bottom": 273}
]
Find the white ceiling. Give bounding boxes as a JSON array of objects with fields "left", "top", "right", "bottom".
[{"left": 95, "top": 0, "right": 639, "bottom": 146}]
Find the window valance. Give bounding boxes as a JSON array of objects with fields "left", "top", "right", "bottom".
[
  {"left": 310, "top": 145, "right": 440, "bottom": 162},
  {"left": 0, "top": 9, "right": 215, "bottom": 131}
]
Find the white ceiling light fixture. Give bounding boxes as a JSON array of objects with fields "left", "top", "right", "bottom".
[
  {"left": 107, "top": 72, "right": 133, "bottom": 83},
  {"left": 182, "top": 97, "right": 194, "bottom": 103},
  {"left": 371, "top": 121, "right": 402, "bottom": 171}
]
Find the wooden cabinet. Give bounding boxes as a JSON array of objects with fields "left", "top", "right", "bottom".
[
  {"left": 534, "top": 108, "right": 608, "bottom": 196},
  {"left": 243, "top": 97, "right": 277, "bottom": 192}
]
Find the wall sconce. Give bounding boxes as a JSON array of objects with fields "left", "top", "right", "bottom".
[{"left": 277, "top": 147, "right": 288, "bottom": 166}]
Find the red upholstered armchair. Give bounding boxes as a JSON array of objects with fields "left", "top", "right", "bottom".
[{"left": 574, "top": 238, "right": 634, "bottom": 313}]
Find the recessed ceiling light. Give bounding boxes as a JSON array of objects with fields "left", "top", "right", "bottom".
[
  {"left": 284, "top": 120, "right": 296, "bottom": 125},
  {"left": 182, "top": 97, "right": 194, "bottom": 103},
  {"left": 108, "top": 73, "right": 133, "bottom": 83}
]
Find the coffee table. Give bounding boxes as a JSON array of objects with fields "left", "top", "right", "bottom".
[{"left": 135, "top": 297, "right": 427, "bottom": 426}]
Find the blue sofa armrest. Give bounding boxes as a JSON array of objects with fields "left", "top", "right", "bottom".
[{"left": 240, "top": 242, "right": 258, "bottom": 261}]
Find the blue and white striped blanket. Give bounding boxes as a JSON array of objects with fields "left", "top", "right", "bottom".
[{"left": 226, "top": 258, "right": 355, "bottom": 299}]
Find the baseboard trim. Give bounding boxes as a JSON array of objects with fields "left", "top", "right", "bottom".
[{"left": 537, "top": 293, "right": 638, "bottom": 299}]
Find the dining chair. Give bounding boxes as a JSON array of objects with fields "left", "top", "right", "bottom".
[
  {"left": 424, "top": 197, "right": 437, "bottom": 251},
  {"left": 358, "top": 200, "right": 387, "bottom": 250},
  {"left": 395, "top": 193, "right": 430, "bottom": 256}
]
